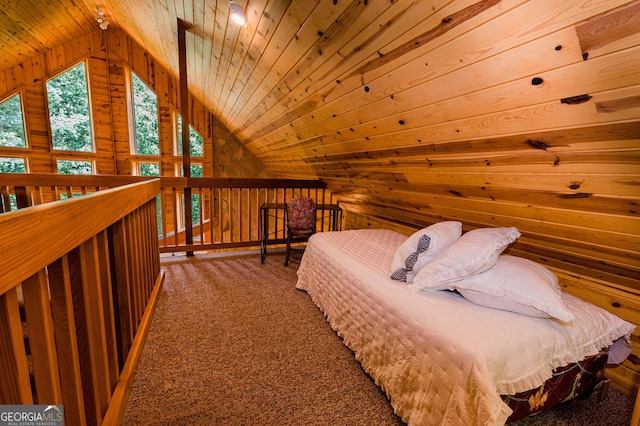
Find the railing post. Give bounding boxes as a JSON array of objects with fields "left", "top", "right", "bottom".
[
  {"left": 14, "top": 186, "right": 32, "bottom": 209},
  {"left": 0, "top": 288, "right": 33, "bottom": 404}
]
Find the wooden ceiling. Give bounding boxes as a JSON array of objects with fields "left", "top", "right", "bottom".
[
  {"left": 1, "top": 1, "right": 638, "bottom": 173},
  {"left": 1, "top": 1, "right": 639, "bottom": 286}
]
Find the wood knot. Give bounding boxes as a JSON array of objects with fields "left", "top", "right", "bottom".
[
  {"left": 568, "top": 182, "right": 582, "bottom": 190},
  {"left": 558, "top": 193, "right": 591, "bottom": 199},
  {"left": 561, "top": 94, "right": 592, "bottom": 105},
  {"left": 526, "top": 139, "right": 549, "bottom": 150}
]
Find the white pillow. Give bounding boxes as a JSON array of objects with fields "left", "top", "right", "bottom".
[
  {"left": 410, "top": 226, "right": 521, "bottom": 291},
  {"left": 453, "top": 255, "right": 575, "bottom": 322},
  {"left": 390, "top": 221, "right": 462, "bottom": 283}
]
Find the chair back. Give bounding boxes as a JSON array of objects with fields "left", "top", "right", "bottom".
[{"left": 287, "top": 197, "right": 316, "bottom": 233}]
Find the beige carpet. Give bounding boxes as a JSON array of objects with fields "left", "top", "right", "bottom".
[{"left": 121, "top": 251, "right": 634, "bottom": 425}]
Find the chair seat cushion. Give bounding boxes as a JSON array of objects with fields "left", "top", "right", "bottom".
[{"left": 291, "top": 228, "right": 315, "bottom": 235}]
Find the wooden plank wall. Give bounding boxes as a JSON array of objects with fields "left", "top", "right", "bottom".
[{"left": 297, "top": 1, "right": 639, "bottom": 396}]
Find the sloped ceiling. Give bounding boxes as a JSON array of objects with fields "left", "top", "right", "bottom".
[
  {"left": 1, "top": 1, "right": 639, "bottom": 241},
  {"left": 2, "top": 0, "right": 639, "bottom": 179}
]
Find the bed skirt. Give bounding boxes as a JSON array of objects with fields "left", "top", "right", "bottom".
[{"left": 503, "top": 350, "right": 608, "bottom": 422}]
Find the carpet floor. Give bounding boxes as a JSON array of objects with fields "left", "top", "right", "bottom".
[{"left": 120, "top": 251, "right": 634, "bottom": 425}]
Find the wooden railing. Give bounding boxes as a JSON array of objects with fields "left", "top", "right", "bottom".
[
  {"left": 0, "top": 173, "right": 337, "bottom": 424},
  {"left": 0, "top": 174, "right": 338, "bottom": 255},
  {"left": 157, "top": 177, "right": 337, "bottom": 253},
  {"left": 0, "top": 179, "right": 163, "bottom": 425}
]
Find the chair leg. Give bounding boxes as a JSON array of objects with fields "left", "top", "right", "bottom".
[{"left": 284, "top": 230, "right": 291, "bottom": 266}]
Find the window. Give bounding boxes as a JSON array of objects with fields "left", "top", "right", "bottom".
[
  {"left": 191, "top": 164, "right": 203, "bottom": 177},
  {"left": 134, "top": 161, "right": 162, "bottom": 234},
  {"left": 136, "top": 162, "right": 160, "bottom": 176},
  {"left": 176, "top": 115, "right": 204, "bottom": 157},
  {"left": 131, "top": 73, "right": 159, "bottom": 155},
  {"left": 0, "top": 156, "right": 27, "bottom": 173},
  {"left": 176, "top": 163, "right": 203, "bottom": 178},
  {"left": 56, "top": 159, "right": 94, "bottom": 174},
  {"left": 181, "top": 192, "right": 202, "bottom": 226},
  {"left": 46, "top": 62, "right": 94, "bottom": 152},
  {"left": 0, "top": 93, "right": 27, "bottom": 148},
  {"left": 1, "top": 192, "right": 17, "bottom": 212},
  {"left": 176, "top": 163, "right": 203, "bottom": 226}
]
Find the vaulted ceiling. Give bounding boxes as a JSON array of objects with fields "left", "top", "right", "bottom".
[{"left": 1, "top": 1, "right": 638, "bottom": 178}]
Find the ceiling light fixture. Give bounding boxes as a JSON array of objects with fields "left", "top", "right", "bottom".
[
  {"left": 95, "top": 6, "right": 109, "bottom": 30},
  {"left": 229, "top": 1, "right": 247, "bottom": 27}
]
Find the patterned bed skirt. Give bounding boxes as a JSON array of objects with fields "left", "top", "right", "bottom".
[{"left": 503, "top": 349, "right": 609, "bottom": 423}]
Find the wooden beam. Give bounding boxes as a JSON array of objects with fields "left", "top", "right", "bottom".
[{"left": 178, "top": 17, "right": 194, "bottom": 256}]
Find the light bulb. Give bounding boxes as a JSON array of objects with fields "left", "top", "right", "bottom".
[{"left": 229, "top": 1, "right": 247, "bottom": 27}]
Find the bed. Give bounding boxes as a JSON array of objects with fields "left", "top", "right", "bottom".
[{"left": 295, "top": 226, "right": 634, "bottom": 425}]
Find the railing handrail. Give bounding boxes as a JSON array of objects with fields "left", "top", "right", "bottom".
[
  {"left": 0, "top": 173, "right": 327, "bottom": 190},
  {"left": 0, "top": 179, "right": 161, "bottom": 294},
  {"left": 0, "top": 173, "right": 150, "bottom": 187},
  {"left": 1, "top": 173, "right": 337, "bottom": 256},
  {"left": 164, "top": 177, "right": 327, "bottom": 189}
]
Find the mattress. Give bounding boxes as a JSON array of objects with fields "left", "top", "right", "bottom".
[{"left": 295, "top": 229, "right": 634, "bottom": 425}]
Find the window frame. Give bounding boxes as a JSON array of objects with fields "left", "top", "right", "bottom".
[
  {"left": 45, "top": 60, "right": 96, "bottom": 154},
  {"left": 133, "top": 160, "right": 161, "bottom": 177},
  {"left": 0, "top": 91, "right": 29, "bottom": 150},
  {"left": 0, "top": 155, "right": 29, "bottom": 173},
  {"left": 55, "top": 157, "right": 95, "bottom": 175},
  {"left": 175, "top": 112, "right": 205, "bottom": 158},
  {"left": 175, "top": 162, "right": 203, "bottom": 178},
  {"left": 129, "top": 71, "right": 160, "bottom": 156}
]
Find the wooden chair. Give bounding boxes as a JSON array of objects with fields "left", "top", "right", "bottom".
[{"left": 284, "top": 197, "right": 316, "bottom": 266}]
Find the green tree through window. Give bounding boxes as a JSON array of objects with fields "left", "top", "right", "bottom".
[
  {"left": 0, "top": 157, "right": 26, "bottom": 173},
  {"left": 139, "top": 162, "right": 160, "bottom": 176},
  {"left": 192, "top": 165, "right": 202, "bottom": 177},
  {"left": 46, "top": 62, "right": 93, "bottom": 152},
  {"left": 137, "top": 162, "right": 162, "bottom": 235},
  {"left": 57, "top": 159, "right": 93, "bottom": 174},
  {"left": 176, "top": 115, "right": 204, "bottom": 156},
  {"left": 0, "top": 93, "right": 27, "bottom": 148},
  {"left": 179, "top": 164, "right": 203, "bottom": 225},
  {"left": 132, "top": 73, "right": 159, "bottom": 155}
]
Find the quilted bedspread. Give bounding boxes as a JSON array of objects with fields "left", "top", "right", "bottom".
[{"left": 295, "top": 229, "right": 634, "bottom": 425}]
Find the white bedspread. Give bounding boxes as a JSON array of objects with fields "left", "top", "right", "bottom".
[{"left": 295, "top": 229, "right": 635, "bottom": 425}]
